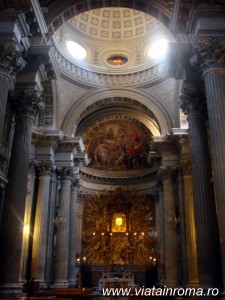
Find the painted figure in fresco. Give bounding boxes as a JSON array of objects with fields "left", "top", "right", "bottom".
[{"left": 87, "top": 120, "right": 151, "bottom": 171}]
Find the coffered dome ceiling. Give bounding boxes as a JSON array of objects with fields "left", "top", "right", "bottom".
[{"left": 54, "top": 7, "right": 175, "bottom": 76}]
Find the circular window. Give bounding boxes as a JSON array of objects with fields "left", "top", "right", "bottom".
[
  {"left": 148, "top": 39, "right": 168, "bottom": 59},
  {"left": 66, "top": 40, "right": 87, "bottom": 60}
]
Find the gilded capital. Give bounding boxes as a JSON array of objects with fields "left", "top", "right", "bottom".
[{"left": 191, "top": 37, "right": 225, "bottom": 76}]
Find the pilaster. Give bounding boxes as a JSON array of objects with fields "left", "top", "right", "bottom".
[
  {"left": 154, "top": 137, "right": 180, "bottom": 287},
  {"left": 158, "top": 165, "right": 179, "bottom": 287},
  {"left": 179, "top": 136, "right": 198, "bottom": 287}
]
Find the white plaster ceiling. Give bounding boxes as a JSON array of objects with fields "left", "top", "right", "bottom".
[{"left": 54, "top": 7, "right": 175, "bottom": 74}]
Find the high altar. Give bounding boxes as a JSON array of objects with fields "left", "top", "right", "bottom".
[{"left": 99, "top": 273, "right": 135, "bottom": 289}]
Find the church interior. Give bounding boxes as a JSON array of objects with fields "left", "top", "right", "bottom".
[{"left": 0, "top": 0, "right": 225, "bottom": 298}]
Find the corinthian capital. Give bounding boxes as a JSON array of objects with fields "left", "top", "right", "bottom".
[
  {"left": 58, "top": 167, "right": 73, "bottom": 182},
  {"left": 179, "top": 83, "right": 206, "bottom": 117},
  {"left": 0, "top": 42, "right": 26, "bottom": 80},
  {"left": 191, "top": 37, "right": 225, "bottom": 75},
  {"left": 158, "top": 166, "right": 177, "bottom": 181},
  {"left": 11, "top": 90, "right": 44, "bottom": 117}
]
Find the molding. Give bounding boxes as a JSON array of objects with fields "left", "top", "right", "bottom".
[
  {"left": 60, "top": 88, "right": 173, "bottom": 137},
  {"left": 52, "top": 45, "right": 166, "bottom": 88},
  {"left": 31, "top": 0, "right": 48, "bottom": 37},
  {"left": 187, "top": 8, "right": 225, "bottom": 35}
]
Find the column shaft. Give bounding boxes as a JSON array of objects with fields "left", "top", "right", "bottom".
[
  {"left": 157, "top": 187, "right": 165, "bottom": 285},
  {"left": 68, "top": 182, "right": 78, "bottom": 287},
  {"left": 45, "top": 170, "right": 58, "bottom": 287},
  {"left": 182, "top": 172, "right": 198, "bottom": 286},
  {"left": 0, "top": 75, "right": 10, "bottom": 143},
  {"left": 20, "top": 166, "right": 36, "bottom": 283},
  {"left": 0, "top": 113, "right": 35, "bottom": 288},
  {"left": 74, "top": 198, "right": 83, "bottom": 287},
  {"left": 180, "top": 83, "right": 222, "bottom": 287},
  {"left": 53, "top": 170, "right": 72, "bottom": 287},
  {"left": 0, "top": 90, "right": 43, "bottom": 293},
  {"left": 31, "top": 167, "right": 51, "bottom": 287},
  {"left": 189, "top": 112, "right": 221, "bottom": 287},
  {"left": 162, "top": 171, "right": 179, "bottom": 286},
  {"left": 204, "top": 71, "right": 225, "bottom": 287}
]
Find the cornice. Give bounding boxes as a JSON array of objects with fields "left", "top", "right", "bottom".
[
  {"left": 52, "top": 45, "right": 166, "bottom": 88},
  {"left": 80, "top": 165, "right": 158, "bottom": 185},
  {"left": 186, "top": 8, "right": 225, "bottom": 35}
]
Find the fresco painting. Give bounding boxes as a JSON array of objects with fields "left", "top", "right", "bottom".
[{"left": 87, "top": 120, "right": 151, "bottom": 171}]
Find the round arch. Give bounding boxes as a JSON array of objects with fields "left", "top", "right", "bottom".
[
  {"left": 44, "top": 0, "right": 172, "bottom": 40},
  {"left": 76, "top": 108, "right": 161, "bottom": 137},
  {"left": 60, "top": 88, "right": 173, "bottom": 136}
]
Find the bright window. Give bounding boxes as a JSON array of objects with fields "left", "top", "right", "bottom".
[
  {"left": 148, "top": 38, "right": 168, "bottom": 59},
  {"left": 66, "top": 40, "right": 87, "bottom": 59}
]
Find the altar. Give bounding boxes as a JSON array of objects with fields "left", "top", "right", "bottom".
[{"left": 99, "top": 273, "right": 135, "bottom": 289}]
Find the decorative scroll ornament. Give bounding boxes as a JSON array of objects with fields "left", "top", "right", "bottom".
[
  {"left": 11, "top": 90, "right": 44, "bottom": 116},
  {"left": 179, "top": 83, "right": 206, "bottom": 116},
  {"left": 0, "top": 42, "right": 26, "bottom": 78},
  {"left": 191, "top": 38, "right": 225, "bottom": 75}
]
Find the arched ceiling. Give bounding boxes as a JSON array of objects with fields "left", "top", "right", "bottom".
[
  {"left": 42, "top": 1, "right": 177, "bottom": 183},
  {"left": 54, "top": 7, "right": 175, "bottom": 76},
  {"left": 42, "top": 0, "right": 174, "bottom": 38}
]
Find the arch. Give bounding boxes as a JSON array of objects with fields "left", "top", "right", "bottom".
[
  {"left": 77, "top": 109, "right": 161, "bottom": 137},
  {"left": 60, "top": 88, "right": 173, "bottom": 136},
  {"left": 44, "top": 0, "right": 172, "bottom": 40}
]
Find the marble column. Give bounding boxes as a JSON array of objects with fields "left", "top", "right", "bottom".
[
  {"left": 45, "top": 168, "right": 58, "bottom": 288},
  {"left": 68, "top": 178, "right": 79, "bottom": 287},
  {"left": 191, "top": 38, "right": 225, "bottom": 288},
  {"left": 155, "top": 186, "right": 165, "bottom": 286},
  {"left": 74, "top": 194, "right": 84, "bottom": 287},
  {"left": 179, "top": 83, "right": 222, "bottom": 288},
  {"left": 31, "top": 161, "right": 52, "bottom": 288},
  {"left": 179, "top": 137, "right": 198, "bottom": 287},
  {"left": 0, "top": 91, "right": 43, "bottom": 293},
  {"left": 53, "top": 168, "right": 72, "bottom": 287},
  {"left": 160, "top": 167, "right": 179, "bottom": 287},
  {"left": 19, "top": 165, "right": 36, "bottom": 283},
  {"left": 0, "top": 43, "right": 25, "bottom": 143}
]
